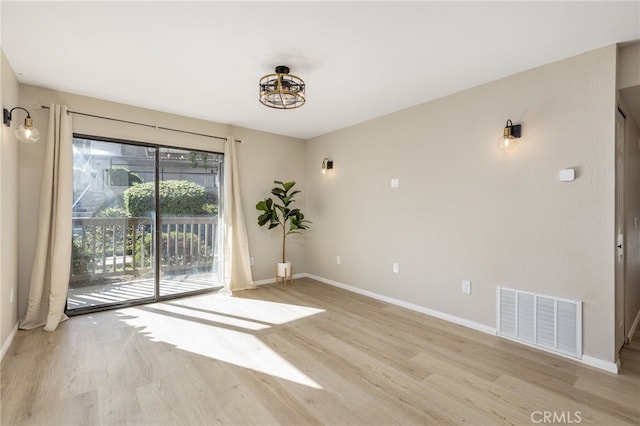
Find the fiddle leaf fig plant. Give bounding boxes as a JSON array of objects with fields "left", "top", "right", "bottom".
[{"left": 256, "top": 180, "right": 311, "bottom": 263}]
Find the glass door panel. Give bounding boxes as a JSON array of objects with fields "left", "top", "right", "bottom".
[
  {"left": 68, "top": 138, "right": 156, "bottom": 311},
  {"left": 158, "top": 148, "right": 223, "bottom": 297}
]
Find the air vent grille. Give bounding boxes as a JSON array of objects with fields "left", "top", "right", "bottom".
[{"left": 497, "top": 287, "right": 582, "bottom": 358}]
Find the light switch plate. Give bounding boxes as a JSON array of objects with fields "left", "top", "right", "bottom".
[
  {"left": 462, "top": 280, "right": 471, "bottom": 294},
  {"left": 393, "top": 262, "right": 399, "bottom": 273},
  {"left": 391, "top": 178, "right": 400, "bottom": 189}
]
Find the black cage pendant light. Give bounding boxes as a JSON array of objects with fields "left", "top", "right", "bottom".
[{"left": 259, "top": 65, "right": 305, "bottom": 109}]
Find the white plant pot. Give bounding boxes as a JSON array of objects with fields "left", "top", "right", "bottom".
[{"left": 277, "top": 262, "right": 291, "bottom": 277}]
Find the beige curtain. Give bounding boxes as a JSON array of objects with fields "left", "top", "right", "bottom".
[
  {"left": 220, "top": 136, "right": 254, "bottom": 294},
  {"left": 20, "top": 105, "right": 73, "bottom": 331}
]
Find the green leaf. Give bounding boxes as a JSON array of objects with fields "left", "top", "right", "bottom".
[
  {"left": 256, "top": 198, "right": 274, "bottom": 212},
  {"left": 257, "top": 213, "right": 271, "bottom": 226}
]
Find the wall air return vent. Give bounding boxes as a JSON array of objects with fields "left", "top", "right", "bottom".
[{"left": 497, "top": 287, "right": 582, "bottom": 359}]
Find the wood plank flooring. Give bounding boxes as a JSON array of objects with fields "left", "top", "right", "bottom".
[{"left": 2, "top": 277, "right": 640, "bottom": 425}]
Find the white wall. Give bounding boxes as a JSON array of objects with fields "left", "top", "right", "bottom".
[
  {"left": 17, "top": 86, "right": 305, "bottom": 318},
  {"left": 0, "top": 49, "right": 20, "bottom": 353},
  {"left": 618, "top": 42, "right": 640, "bottom": 90},
  {"left": 305, "top": 46, "right": 618, "bottom": 362}
]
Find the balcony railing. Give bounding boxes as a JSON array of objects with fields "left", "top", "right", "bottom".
[{"left": 71, "top": 216, "right": 218, "bottom": 283}]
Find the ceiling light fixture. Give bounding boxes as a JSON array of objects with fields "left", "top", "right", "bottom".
[
  {"left": 3, "top": 107, "right": 40, "bottom": 143},
  {"left": 497, "top": 119, "right": 522, "bottom": 151},
  {"left": 259, "top": 65, "right": 305, "bottom": 110}
]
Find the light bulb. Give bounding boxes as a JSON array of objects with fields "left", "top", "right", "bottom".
[
  {"left": 15, "top": 117, "right": 40, "bottom": 143},
  {"left": 496, "top": 119, "right": 523, "bottom": 152},
  {"left": 322, "top": 167, "right": 326, "bottom": 175},
  {"left": 497, "top": 126, "right": 517, "bottom": 152}
]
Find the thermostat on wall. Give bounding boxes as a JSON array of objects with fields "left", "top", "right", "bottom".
[{"left": 559, "top": 169, "right": 575, "bottom": 182}]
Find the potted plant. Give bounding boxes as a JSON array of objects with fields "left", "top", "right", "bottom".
[{"left": 256, "top": 180, "right": 310, "bottom": 281}]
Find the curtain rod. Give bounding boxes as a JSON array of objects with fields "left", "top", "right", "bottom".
[{"left": 39, "top": 105, "right": 243, "bottom": 143}]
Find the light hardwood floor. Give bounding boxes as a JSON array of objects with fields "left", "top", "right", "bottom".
[{"left": 2, "top": 277, "right": 640, "bottom": 425}]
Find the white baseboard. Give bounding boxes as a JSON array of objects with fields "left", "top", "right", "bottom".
[
  {"left": 0, "top": 322, "right": 18, "bottom": 362},
  {"left": 581, "top": 355, "right": 620, "bottom": 374},
  {"left": 304, "top": 273, "right": 496, "bottom": 336},
  {"left": 497, "top": 333, "right": 619, "bottom": 374},
  {"left": 301, "top": 273, "right": 621, "bottom": 375},
  {"left": 253, "top": 273, "right": 307, "bottom": 286},
  {"left": 628, "top": 309, "right": 640, "bottom": 342}
]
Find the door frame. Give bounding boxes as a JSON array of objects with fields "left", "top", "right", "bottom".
[{"left": 615, "top": 107, "right": 627, "bottom": 355}]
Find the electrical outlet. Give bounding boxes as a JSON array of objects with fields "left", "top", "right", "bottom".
[
  {"left": 391, "top": 178, "right": 400, "bottom": 189},
  {"left": 250, "top": 257, "right": 255, "bottom": 266},
  {"left": 336, "top": 256, "right": 341, "bottom": 265},
  {"left": 393, "top": 262, "right": 399, "bottom": 273},
  {"left": 10, "top": 288, "right": 13, "bottom": 303},
  {"left": 462, "top": 280, "right": 471, "bottom": 295}
]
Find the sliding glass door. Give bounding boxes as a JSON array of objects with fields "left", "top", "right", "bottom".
[
  {"left": 158, "top": 148, "right": 222, "bottom": 296},
  {"left": 67, "top": 137, "right": 223, "bottom": 313}
]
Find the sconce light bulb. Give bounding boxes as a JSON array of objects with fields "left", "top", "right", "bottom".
[
  {"left": 5, "top": 109, "right": 40, "bottom": 143},
  {"left": 497, "top": 120, "right": 522, "bottom": 152},
  {"left": 15, "top": 124, "right": 40, "bottom": 143},
  {"left": 497, "top": 127, "right": 518, "bottom": 152},
  {"left": 497, "top": 135, "right": 517, "bottom": 151},
  {"left": 321, "top": 158, "right": 333, "bottom": 174}
]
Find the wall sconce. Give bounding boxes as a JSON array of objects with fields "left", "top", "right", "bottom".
[
  {"left": 321, "top": 158, "right": 333, "bottom": 174},
  {"left": 3, "top": 107, "right": 40, "bottom": 143},
  {"left": 497, "top": 119, "right": 521, "bottom": 151}
]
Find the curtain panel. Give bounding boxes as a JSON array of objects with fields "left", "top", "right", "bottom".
[
  {"left": 220, "top": 136, "right": 254, "bottom": 294},
  {"left": 20, "top": 104, "right": 73, "bottom": 331}
]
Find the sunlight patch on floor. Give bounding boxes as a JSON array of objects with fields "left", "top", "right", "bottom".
[
  {"left": 117, "top": 295, "right": 325, "bottom": 389},
  {"left": 144, "top": 302, "right": 271, "bottom": 331},
  {"left": 169, "top": 294, "right": 326, "bottom": 325}
]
